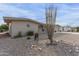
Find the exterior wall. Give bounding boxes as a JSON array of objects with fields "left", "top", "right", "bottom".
[
  {"left": 59, "top": 27, "right": 64, "bottom": 32},
  {"left": 54, "top": 26, "right": 72, "bottom": 32},
  {"left": 54, "top": 25, "right": 59, "bottom": 32},
  {"left": 38, "top": 25, "right": 47, "bottom": 34},
  {"left": 10, "top": 21, "right": 39, "bottom": 37},
  {"left": 54, "top": 25, "right": 63, "bottom": 32},
  {"left": 72, "top": 28, "right": 77, "bottom": 32},
  {"left": 9, "top": 23, "right": 12, "bottom": 36},
  {"left": 63, "top": 26, "right": 72, "bottom": 32}
]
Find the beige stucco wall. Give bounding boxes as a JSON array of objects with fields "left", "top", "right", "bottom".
[
  {"left": 9, "top": 23, "right": 12, "bottom": 36},
  {"left": 10, "top": 21, "right": 39, "bottom": 37}
]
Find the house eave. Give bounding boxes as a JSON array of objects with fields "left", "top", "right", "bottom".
[{"left": 3, "top": 16, "right": 42, "bottom": 25}]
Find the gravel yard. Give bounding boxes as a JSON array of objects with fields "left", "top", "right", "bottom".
[{"left": 0, "top": 32, "right": 79, "bottom": 56}]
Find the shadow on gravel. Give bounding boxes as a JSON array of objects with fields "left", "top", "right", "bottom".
[{"left": 0, "top": 33, "right": 10, "bottom": 39}]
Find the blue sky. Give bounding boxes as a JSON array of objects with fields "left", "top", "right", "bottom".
[{"left": 0, "top": 3, "right": 79, "bottom": 27}]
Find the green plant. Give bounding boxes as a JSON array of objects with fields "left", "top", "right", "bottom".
[
  {"left": 27, "top": 37, "right": 31, "bottom": 40},
  {"left": 0, "top": 29, "right": 3, "bottom": 32},
  {"left": 76, "top": 27, "right": 79, "bottom": 32},
  {"left": 0, "top": 24, "right": 8, "bottom": 32},
  {"left": 26, "top": 31, "right": 34, "bottom": 36}
]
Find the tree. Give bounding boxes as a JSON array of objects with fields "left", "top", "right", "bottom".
[
  {"left": 0, "top": 26, "right": 3, "bottom": 32},
  {"left": 0, "top": 24, "right": 8, "bottom": 32},
  {"left": 76, "top": 27, "right": 79, "bottom": 32},
  {"left": 45, "top": 6, "right": 57, "bottom": 45}
]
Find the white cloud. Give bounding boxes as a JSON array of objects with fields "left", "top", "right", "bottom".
[
  {"left": 0, "top": 3, "right": 79, "bottom": 26},
  {"left": 0, "top": 4, "right": 39, "bottom": 24},
  {"left": 55, "top": 4, "right": 79, "bottom": 26}
]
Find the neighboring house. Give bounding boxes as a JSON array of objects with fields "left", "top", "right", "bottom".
[
  {"left": 63, "top": 26, "right": 72, "bottom": 32},
  {"left": 3, "top": 17, "right": 42, "bottom": 38},
  {"left": 71, "top": 27, "right": 77, "bottom": 32},
  {"left": 54, "top": 25, "right": 62, "bottom": 32},
  {"left": 54, "top": 25, "right": 72, "bottom": 32},
  {"left": 54, "top": 25, "right": 59, "bottom": 32}
]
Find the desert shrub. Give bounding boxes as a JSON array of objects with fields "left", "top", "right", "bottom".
[
  {"left": 26, "top": 31, "right": 34, "bottom": 36},
  {"left": 27, "top": 37, "right": 31, "bottom": 40}
]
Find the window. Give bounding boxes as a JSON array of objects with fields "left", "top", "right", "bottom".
[{"left": 27, "top": 24, "right": 30, "bottom": 27}]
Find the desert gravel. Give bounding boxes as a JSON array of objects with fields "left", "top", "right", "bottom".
[{"left": 0, "top": 32, "right": 79, "bottom": 56}]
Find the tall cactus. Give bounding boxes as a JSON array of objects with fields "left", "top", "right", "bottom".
[{"left": 45, "top": 6, "right": 57, "bottom": 45}]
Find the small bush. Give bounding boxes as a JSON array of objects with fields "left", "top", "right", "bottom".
[
  {"left": 0, "top": 29, "right": 3, "bottom": 32},
  {"left": 27, "top": 37, "right": 31, "bottom": 40},
  {"left": 26, "top": 31, "right": 34, "bottom": 36},
  {"left": 18, "top": 32, "right": 22, "bottom": 37}
]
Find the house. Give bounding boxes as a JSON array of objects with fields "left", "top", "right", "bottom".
[
  {"left": 54, "top": 25, "right": 62, "bottom": 32},
  {"left": 71, "top": 27, "right": 77, "bottom": 32},
  {"left": 4, "top": 16, "right": 65, "bottom": 38},
  {"left": 54, "top": 25, "right": 73, "bottom": 32},
  {"left": 3, "top": 17, "right": 42, "bottom": 38},
  {"left": 63, "top": 26, "right": 72, "bottom": 32}
]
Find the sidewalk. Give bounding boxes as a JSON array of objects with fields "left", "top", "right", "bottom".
[
  {"left": 56, "top": 32, "right": 79, "bottom": 35},
  {"left": 0, "top": 31, "right": 8, "bottom": 35}
]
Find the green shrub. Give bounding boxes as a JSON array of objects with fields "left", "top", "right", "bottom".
[
  {"left": 0, "top": 26, "right": 3, "bottom": 32},
  {"left": 0, "top": 24, "right": 8, "bottom": 32},
  {"left": 0, "top": 29, "right": 3, "bottom": 32},
  {"left": 26, "top": 31, "right": 34, "bottom": 36},
  {"left": 76, "top": 27, "right": 79, "bottom": 32}
]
